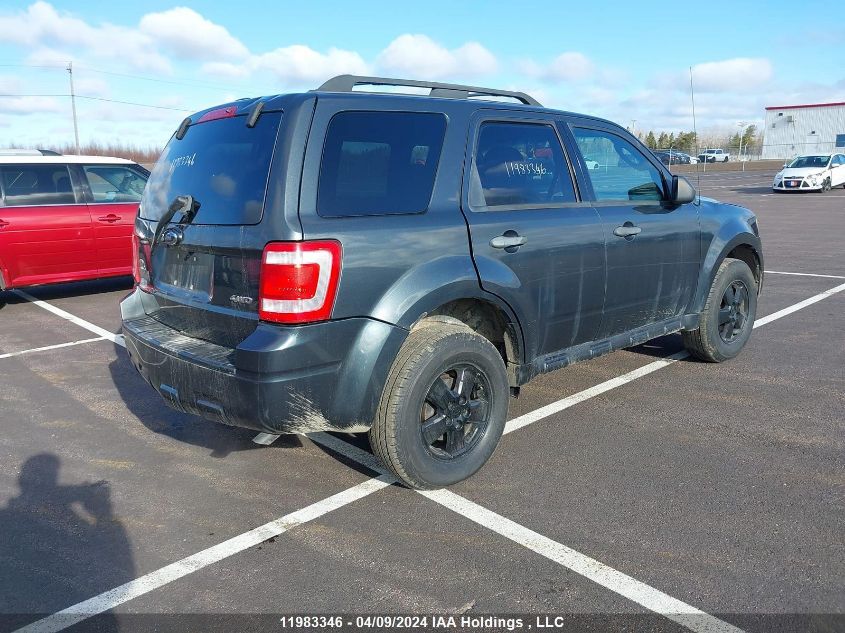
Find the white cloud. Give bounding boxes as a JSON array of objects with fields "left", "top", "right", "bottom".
[
  {"left": 520, "top": 52, "right": 596, "bottom": 83},
  {"left": 376, "top": 34, "right": 497, "bottom": 79},
  {"left": 537, "top": 52, "right": 594, "bottom": 82},
  {"left": 202, "top": 45, "right": 369, "bottom": 86},
  {"left": 0, "top": 95, "right": 63, "bottom": 115},
  {"left": 200, "top": 61, "right": 252, "bottom": 81},
  {"left": 0, "top": 2, "right": 170, "bottom": 73},
  {"left": 139, "top": 7, "right": 249, "bottom": 61},
  {"left": 690, "top": 58, "right": 773, "bottom": 93},
  {"left": 254, "top": 45, "right": 369, "bottom": 84}
]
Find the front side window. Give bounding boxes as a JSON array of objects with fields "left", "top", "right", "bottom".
[
  {"left": 1, "top": 164, "right": 76, "bottom": 207},
  {"left": 317, "top": 111, "right": 446, "bottom": 217},
  {"left": 572, "top": 128, "right": 664, "bottom": 202},
  {"left": 470, "top": 121, "right": 576, "bottom": 209},
  {"left": 84, "top": 165, "right": 147, "bottom": 203}
]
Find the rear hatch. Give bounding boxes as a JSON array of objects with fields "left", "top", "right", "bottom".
[{"left": 135, "top": 105, "right": 284, "bottom": 348}]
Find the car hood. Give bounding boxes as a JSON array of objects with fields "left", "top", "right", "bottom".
[{"left": 780, "top": 167, "right": 828, "bottom": 177}]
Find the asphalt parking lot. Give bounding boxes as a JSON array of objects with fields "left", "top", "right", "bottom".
[{"left": 1, "top": 170, "right": 843, "bottom": 633}]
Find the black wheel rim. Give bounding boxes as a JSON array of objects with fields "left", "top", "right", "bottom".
[
  {"left": 420, "top": 364, "right": 491, "bottom": 460},
  {"left": 718, "top": 280, "right": 750, "bottom": 343}
]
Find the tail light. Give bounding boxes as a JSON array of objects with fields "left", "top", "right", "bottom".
[
  {"left": 132, "top": 232, "right": 153, "bottom": 293},
  {"left": 259, "top": 241, "right": 342, "bottom": 324}
]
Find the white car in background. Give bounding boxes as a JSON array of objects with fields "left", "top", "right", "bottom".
[{"left": 773, "top": 153, "right": 845, "bottom": 192}]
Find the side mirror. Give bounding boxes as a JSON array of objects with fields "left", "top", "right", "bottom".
[
  {"left": 782, "top": 163, "right": 788, "bottom": 168},
  {"left": 670, "top": 175, "right": 696, "bottom": 204}
]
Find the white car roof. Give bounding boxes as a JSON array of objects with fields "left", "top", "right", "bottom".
[{"left": 0, "top": 155, "right": 139, "bottom": 166}]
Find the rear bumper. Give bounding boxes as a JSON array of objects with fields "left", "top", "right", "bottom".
[{"left": 120, "top": 289, "right": 407, "bottom": 434}]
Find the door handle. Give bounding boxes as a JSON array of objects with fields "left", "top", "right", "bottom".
[
  {"left": 490, "top": 233, "right": 528, "bottom": 249},
  {"left": 0, "top": 219, "right": 9, "bottom": 229},
  {"left": 97, "top": 214, "right": 120, "bottom": 223},
  {"left": 613, "top": 224, "right": 642, "bottom": 238}
]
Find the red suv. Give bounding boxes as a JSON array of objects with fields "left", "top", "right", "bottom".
[{"left": 0, "top": 155, "right": 149, "bottom": 289}]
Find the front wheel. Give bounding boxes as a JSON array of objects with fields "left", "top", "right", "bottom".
[
  {"left": 370, "top": 321, "right": 509, "bottom": 489},
  {"left": 683, "top": 258, "right": 758, "bottom": 362},
  {"left": 821, "top": 178, "right": 831, "bottom": 193}
]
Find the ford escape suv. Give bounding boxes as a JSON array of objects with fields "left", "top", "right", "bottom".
[{"left": 121, "top": 75, "right": 763, "bottom": 489}]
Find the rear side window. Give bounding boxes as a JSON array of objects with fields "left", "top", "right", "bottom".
[
  {"left": 140, "top": 111, "right": 282, "bottom": 225},
  {"left": 0, "top": 165, "right": 76, "bottom": 207},
  {"left": 572, "top": 128, "right": 664, "bottom": 202},
  {"left": 317, "top": 111, "right": 446, "bottom": 217},
  {"left": 84, "top": 165, "right": 147, "bottom": 203},
  {"left": 470, "top": 121, "right": 576, "bottom": 209}
]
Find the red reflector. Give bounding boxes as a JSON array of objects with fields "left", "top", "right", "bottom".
[
  {"left": 264, "top": 263, "right": 320, "bottom": 300},
  {"left": 197, "top": 106, "right": 238, "bottom": 123},
  {"left": 259, "top": 241, "right": 342, "bottom": 324}
]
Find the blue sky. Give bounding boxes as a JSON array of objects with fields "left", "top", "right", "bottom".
[{"left": 1, "top": 0, "right": 843, "bottom": 149}]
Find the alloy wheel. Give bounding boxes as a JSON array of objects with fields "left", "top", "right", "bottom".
[
  {"left": 420, "top": 364, "right": 491, "bottom": 459},
  {"left": 718, "top": 281, "right": 749, "bottom": 343}
]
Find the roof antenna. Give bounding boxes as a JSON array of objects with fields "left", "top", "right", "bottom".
[{"left": 689, "top": 66, "right": 701, "bottom": 204}]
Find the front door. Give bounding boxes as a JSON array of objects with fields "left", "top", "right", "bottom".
[
  {"left": 0, "top": 163, "right": 96, "bottom": 288},
  {"left": 461, "top": 113, "right": 606, "bottom": 362},
  {"left": 565, "top": 123, "right": 701, "bottom": 338}
]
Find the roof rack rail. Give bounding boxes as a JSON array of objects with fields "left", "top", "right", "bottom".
[{"left": 315, "top": 75, "right": 542, "bottom": 107}]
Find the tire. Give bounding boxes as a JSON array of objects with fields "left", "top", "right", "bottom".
[
  {"left": 682, "top": 258, "right": 757, "bottom": 363},
  {"left": 369, "top": 321, "right": 509, "bottom": 489},
  {"left": 821, "top": 178, "right": 831, "bottom": 193}
]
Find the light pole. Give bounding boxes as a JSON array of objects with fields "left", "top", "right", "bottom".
[{"left": 737, "top": 121, "right": 746, "bottom": 161}]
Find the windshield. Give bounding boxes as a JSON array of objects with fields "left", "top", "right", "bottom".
[
  {"left": 788, "top": 155, "right": 830, "bottom": 169},
  {"left": 140, "top": 111, "right": 282, "bottom": 225}
]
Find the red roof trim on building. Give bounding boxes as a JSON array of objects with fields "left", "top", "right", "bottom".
[{"left": 765, "top": 101, "right": 845, "bottom": 111}]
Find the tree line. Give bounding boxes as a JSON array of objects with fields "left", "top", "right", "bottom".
[{"left": 638, "top": 125, "right": 758, "bottom": 152}]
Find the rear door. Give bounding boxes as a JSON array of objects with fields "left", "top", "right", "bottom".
[
  {"left": 0, "top": 163, "right": 95, "bottom": 288},
  {"left": 563, "top": 120, "right": 701, "bottom": 338},
  {"left": 461, "top": 111, "right": 606, "bottom": 362},
  {"left": 79, "top": 163, "right": 148, "bottom": 276}
]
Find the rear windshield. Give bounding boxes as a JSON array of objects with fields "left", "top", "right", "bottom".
[{"left": 140, "top": 111, "right": 281, "bottom": 225}]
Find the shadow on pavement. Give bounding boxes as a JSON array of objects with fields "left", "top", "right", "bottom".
[{"left": 0, "top": 454, "right": 134, "bottom": 631}]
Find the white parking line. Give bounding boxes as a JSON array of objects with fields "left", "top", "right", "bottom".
[
  {"left": 14, "top": 476, "right": 394, "bottom": 633},
  {"left": 421, "top": 491, "right": 744, "bottom": 633},
  {"left": 12, "top": 282, "right": 845, "bottom": 633},
  {"left": 766, "top": 270, "right": 845, "bottom": 280},
  {"left": 11, "top": 290, "right": 125, "bottom": 346},
  {"left": 0, "top": 337, "right": 107, "bottom": 360},
  {"left": 754, "top": 281, "right": 845, "bottom": 327},
  {"left": 310, "top": 433, "right": 742, "bottom": 633}
]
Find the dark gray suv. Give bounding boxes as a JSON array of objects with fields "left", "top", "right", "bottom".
[{"left": 121, "top": 75, "right": 763, "bottom": 489}]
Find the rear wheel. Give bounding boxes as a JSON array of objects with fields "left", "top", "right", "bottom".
[
  {"left": 683, "top": 258, "right": 757, "bottom": 362},
  {"left": 370, "top": 321, "right": 509, "bottom": 489}
]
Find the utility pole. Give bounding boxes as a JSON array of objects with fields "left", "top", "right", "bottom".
[
  {"left": 737, "top": 121, "right": 747, "bottom": 172},
  {"left": 67, "top": 61, "right": 80, "bottom": 154}
]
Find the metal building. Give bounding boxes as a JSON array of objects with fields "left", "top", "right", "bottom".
[{"left": 761, "top": 101, "right": 845, "bottom": 159}]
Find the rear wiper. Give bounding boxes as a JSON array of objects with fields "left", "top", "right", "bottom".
[{"left": 152, "top": 195, "right": 201, "bottom": 248}]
